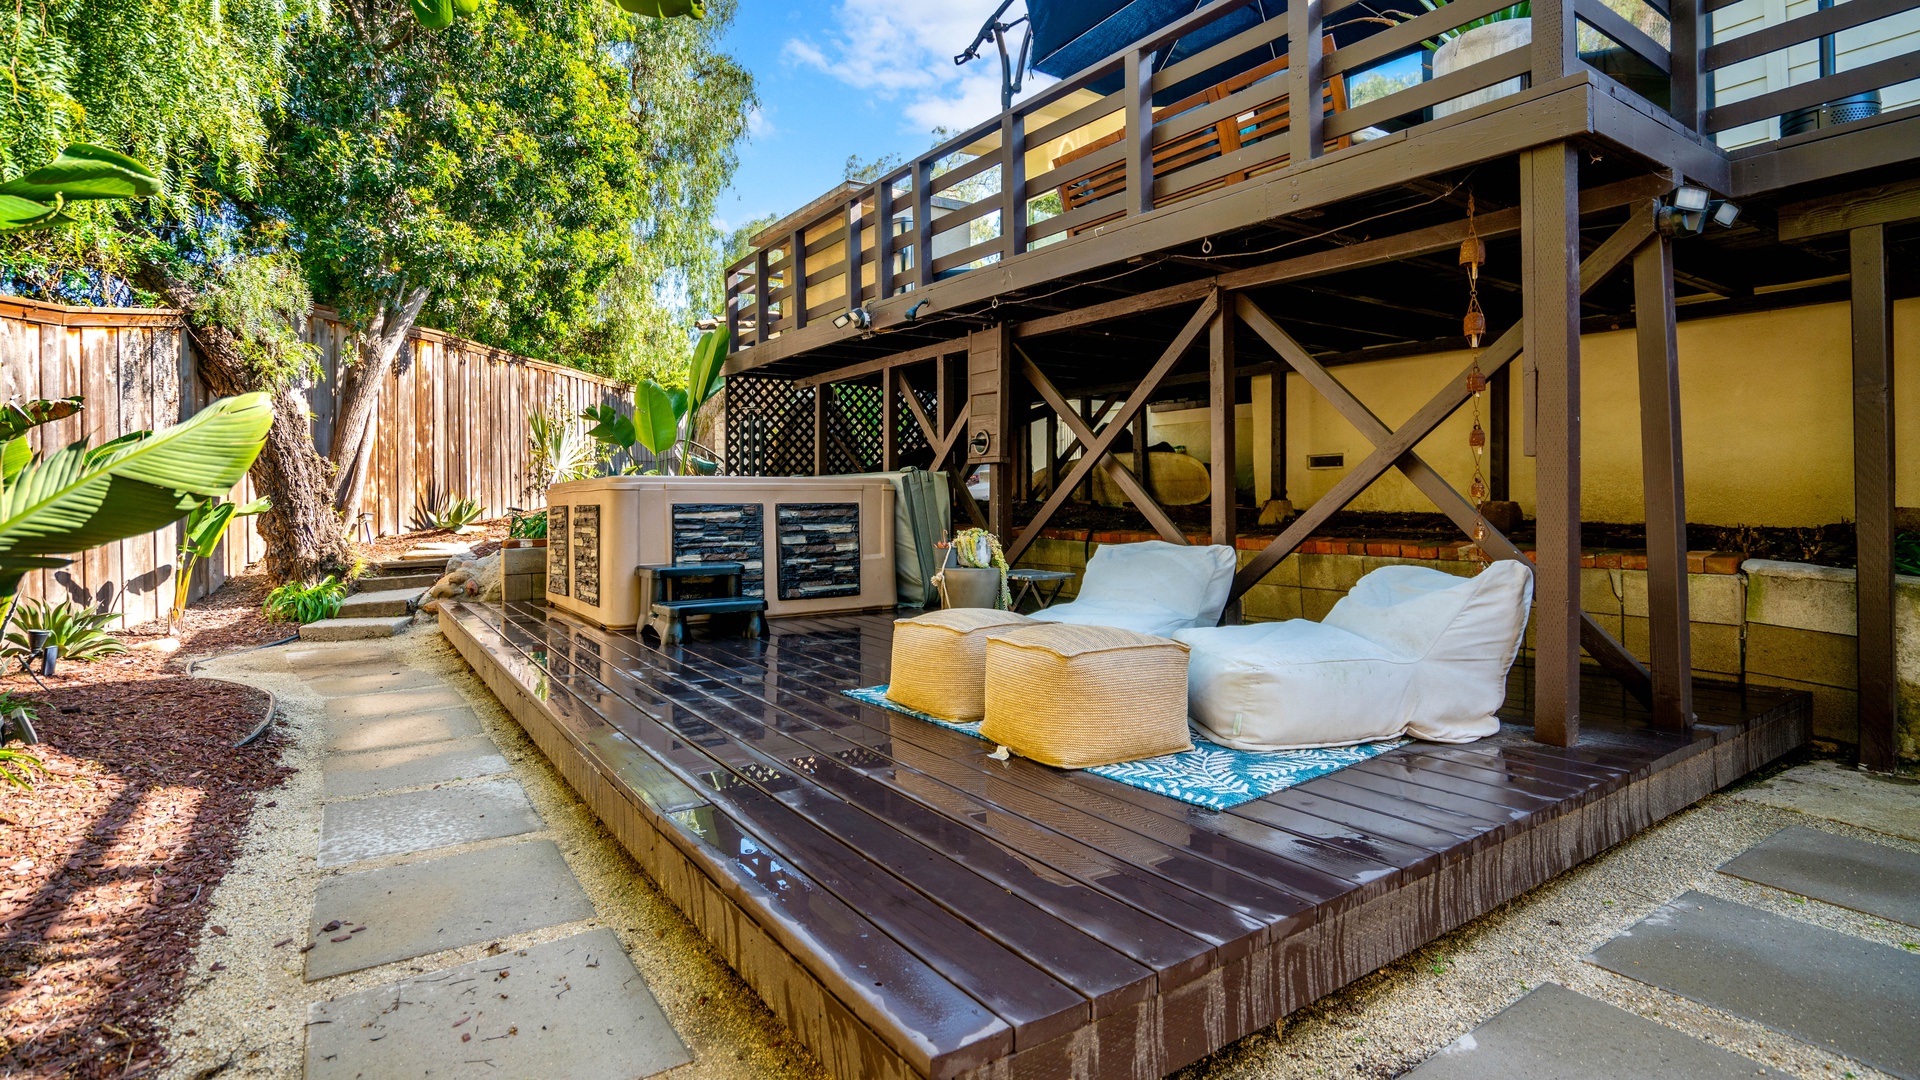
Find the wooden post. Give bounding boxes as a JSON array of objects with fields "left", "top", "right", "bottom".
[
  {"left": 876, "top": 179, "right": 896, "bottom": 299},
  {"left": 1210, "top": 300, "right": 1237, "bottom": 546},
  {"left": 1669, "top": 0, "right": 1704, "bottom": 132},
  {"left": 845, "top": 197, "right": 863, "bottom": 309},
  {"left": 1133, "top": 409, "right": 1151, "bottom": 507},
  {"left": 790, "top": 229, "right": 809, "bottom": 330},
  {"left": 1079, "top": 398, "right": 1096, "bottom": 502},
  {"left": 1251, "top": 372, "right": 1288, "bottom": 505},
  {"left": 915, "top": 160, "right": 936, "bottom": 290},
  {"left": 968, "top": 325, "right": 1015, "bottom": 542},
  {"left": 1523, "top": 143, "right": 1582, "bottom": 747},
  {"left": 1046, "top": 411, "right": 1060, "bottom": 497},
  {"left": 1852, "top": 223, "right": 1896, "bottom": 771},
  {"left": 812, "top": 384, "right": 827, "bottom": 476},
  {"left": 881, "top": 368, "right": 899, "bottom": 472},
  {"left": 1288, "top": 0, "right": 1325, "bottom": 168},
  {"left": 1531, "top": 0, "right": 1577, "bottom": 84},
  {"left": 1489, "top": 363, "right": 1511, "bottom": 501},
  {"left": 1634, "top": 230, "right": 1694, "bottom": 732},
  {"left": 1124, "top": 48, "right": 1155, "bottom": 217},
  {"left": 754, "top": 248, "right": 770, "bottom": 342},
  {"left": 1002, "top": 112, "right": 1027, "bottom": 260}
]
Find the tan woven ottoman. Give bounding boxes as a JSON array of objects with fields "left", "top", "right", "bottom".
[
  {"left": 980, "top": 623, "right": 1193, "bottom": 768},
  {"left": 885, "top": 608, "right": 1036, "bottom": 721}
]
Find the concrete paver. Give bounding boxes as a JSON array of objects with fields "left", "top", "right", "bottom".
[
  {"left": 326, "top": 685, "right": 469, "bottom": 720},
  {"left": 299, "top": 615, "right": 412, "bottom": 641},
  {"left": 305, "top": 841, "right": 594, "bottom": 979},
  {"left": 1402, "top": 983, "right": 1788, "bottom": 1080},
  {"left": 1589, "top": 889, "right": 1920, "bottom": 1079},
  {"left": 1719, "top": 824, "right": 1920, "bottom": 927},
  {"left": 306, "top": 928, "right": 690, "bottom": 1079},
  {"left": 306, "top": 666, "right": 443, "bottom": 698},
  {"left": 1731, "top": 760, "right": 1920, "bottom": 842},
  {"left": 284, "top": 644, "right": 397, "bottom": 672},
  {"left": 318, "top": 777, "right": 541, "bottom": 866},
  {"left": 325, "top": 705, "right": 482, "bottom": 754},
  {"left": 322, "top": 736, "right": 510, "bottom": 799},
  {"left": 335, "top": 585, "right": 426, "bottom": 619}
]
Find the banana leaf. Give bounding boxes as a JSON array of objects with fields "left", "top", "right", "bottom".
[
  {"left": 0, "top": 145, "right": 160, "bottom": 203},
  {"left": 452, "top": 0, "right": 481, "bottom": 14},
  {"left": 411, "top": 0, "right": 456, "bottom": 28},
  {"left": 632, "top": 380, "right": 680, "bottom": 456},
  {"left": 1, "top": 440, "right": 31, "bottom": 486},
  {"left": 581, "top": 403, "right": 636, "bottom": 450},
  {"left": 685, "top": 325, "right": 729, "bottom": 411},
  {"left": 0, "top": 394, "right": 273, "bottom": 595},
  {"left": 0, "top": 398, "right": 82, "bottom": 441}
]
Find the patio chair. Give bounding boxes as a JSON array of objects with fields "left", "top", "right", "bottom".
[
  {"left": 1028, "top": 540, "right": 1237, "bottom": 637},
  {"left": 1174, "top": 561, "right": 1534, "bottom": 751}
]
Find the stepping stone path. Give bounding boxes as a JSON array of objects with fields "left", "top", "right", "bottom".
[
  {"left": 1406, "top": 802, "right": 1920, "bottom": 1080},
  {"left": 283, "top": 641, "right": 689, "bottom": 1079}
]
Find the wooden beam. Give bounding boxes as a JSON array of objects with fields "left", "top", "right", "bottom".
[
  {"left": 1778, "top": 175, "right": 1920, "bottom": 240},
  {"left": 1210, "top": 302, "right": 1241, "bottom": 589},
  {"left": 1852, "top": 223, "right": 1897, "bottom": 772},
  {"left": 1004, "top": 297, "right": 1217, "bottom": 562},
  {"left": 812, "top": 384, "right": 825, "bottom": 476},
  {"left": 1488, "top": 363, "right": 1511, "bottom": 502},
  {"left": 1634, "top": 231, "right": 1693, "bottom": 733},
  {"left": 1009, "top": 174, "right": 1676, "bottom": 342},
  {"left": 881, "top": 367, "right": 900, "bottom": 472},
  {"left": 1125, "top": 47, "right": 1155, "bottom": 218},
  {"left": 794, "top": 339, "right": 962, "bottom": 389},
  {"left": 1730, "top": 106, "right": 1920, "bottom": 197},
  {"left": 1524, "top": 142, "right": 1583, "bottom": 747}
]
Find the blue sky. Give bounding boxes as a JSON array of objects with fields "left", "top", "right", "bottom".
[{"left": 715, "top": 0, "right": 1032, "bottom": 232}]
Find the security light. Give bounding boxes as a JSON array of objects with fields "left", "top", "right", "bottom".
[
  {"left": 1711, "top": 200, "right": 1742, "bottom": 228},
  {"left": 906, "top": 300, "right": 931, "bottom": 322},
  {"left": 832, "top": 307, "right": 872, "bottom": 330},
  {"left": 1672, "top": 185, "right": 1711, "bottom": 212}
]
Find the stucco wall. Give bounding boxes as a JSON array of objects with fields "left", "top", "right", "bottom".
[{"left": 1033, "top": 297, "right": 1916, "bottom": 527}]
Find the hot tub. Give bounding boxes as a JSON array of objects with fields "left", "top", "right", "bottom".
[{"left": 544, "top": 475, "right": 896, "bottom": 629}]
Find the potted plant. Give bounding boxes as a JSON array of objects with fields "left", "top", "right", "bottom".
[
  {"left": 1422, "top": 0, "right": 1531, "bottom": 117},
  {"left": 503, "top": 508, "right": 549, "bottom": 548},
  {"left": 933, "top": 528, "right": 1011, "bottom": 609}
]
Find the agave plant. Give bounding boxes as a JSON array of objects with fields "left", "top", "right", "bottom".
[
  {"left": 0, "top": 394, "right": 275, "bottom": 616},
  {"left": 5, "top": 598, "right": 126, "bottom": 661},
  {"left": 420, "top": 495, "right": 485, "bottom": 532},
  {"left": 0, "top": 144, "right": 160, "bottom": 233},
  {"left": 583, "top": 325, "right": 727, "bottom": 476},
  {"left": 172, "top": 495, "right": 272, "bottom": 634}
]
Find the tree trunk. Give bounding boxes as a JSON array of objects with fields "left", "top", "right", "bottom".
[
  {"left": 140, "top": 270, "right": 354, "bottom": 584},
  {"left": 330, "top": 285, "right": 429, "bottom": 518}
]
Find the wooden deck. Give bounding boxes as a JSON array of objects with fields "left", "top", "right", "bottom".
[{"left": 440, "top": 600, "right": 1810, "bottom": 1080}]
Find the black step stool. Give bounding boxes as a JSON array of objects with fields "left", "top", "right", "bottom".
[{"left": 636, "top": 562, "right": 766, "bottom": 644}]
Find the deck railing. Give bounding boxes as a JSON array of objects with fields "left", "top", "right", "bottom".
[{"left": 724, "top": 0, "right": 1918, "bottom": 353}]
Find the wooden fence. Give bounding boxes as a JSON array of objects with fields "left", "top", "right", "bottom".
[{"left": 0, "top": 295, "right": 629, "bottom": 629}]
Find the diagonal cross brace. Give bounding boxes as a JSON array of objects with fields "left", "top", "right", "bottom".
[
  {"left": 1004, "top": 293, "right": 1220, "bottom": 563},
  {"left": 1232, "top": 210, "right": 1659, "bottom": 707},
  {"left": 897, "top": 368, "right": 988, "bottom": 529},
  {"left": 1231, "top": 205, "right": 1656, "bottom": 597}
]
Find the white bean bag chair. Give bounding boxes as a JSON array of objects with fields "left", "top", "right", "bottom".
[
  {"left": 1029, "top": 540, "right": 1238, "bottom": 637},
  {"left": 1174, "top": 560, "right": 1534, "bottom": 750}
]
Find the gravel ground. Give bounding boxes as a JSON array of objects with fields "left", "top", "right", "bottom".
[
  {"left": 158, "top": 621, "right": 1915, "bottom": 1080},
  {"left": 157, "top": 628, "right": 826, "bottom": 1080}
]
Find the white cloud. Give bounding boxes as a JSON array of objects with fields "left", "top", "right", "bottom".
[
  {"left": 784, "top": 0, "right": 1051, "bottom": 141},
  {"left": 745, "top": 106, "right": 774, "bottom": 138}
]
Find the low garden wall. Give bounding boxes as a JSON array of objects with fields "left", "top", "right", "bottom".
[{"left": 1015, "top": 530, "right": 1920, "bottom": 761}]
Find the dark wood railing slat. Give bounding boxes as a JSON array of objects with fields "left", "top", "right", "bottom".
[
  {"left": 1326, "top": 46, "right": 1531, "bottom": 138},
  {"left": 1704, "top": 0, "right": 1920, "bottom": 71},
  {"left": 931, "top": 236, "right": 1007, "bottom": 275},
  {"left": 1151, "top": 15, "right": 1289, "bottom": 94},
  {"left": 1576, "top": 0, "right": 1671, "bottom": 72},
  {"left": 928, "top": 145, "right": 1005, "bottom": 197},
  {"left": 1328, "top": 0, "right": 1519, "bottom": 75}
]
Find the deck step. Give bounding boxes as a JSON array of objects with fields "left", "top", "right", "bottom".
[
  {"left": 337, "top": 586, "right": 427, "bottom": 619},
  {"left": 301, "top": 615, "right": 412, "bottom": 641}
]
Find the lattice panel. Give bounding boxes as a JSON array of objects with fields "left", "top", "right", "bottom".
[
  {"left": 896, "top": 385, "right": 937, "bottom": 468},
  {"left": 823, "top": 383, "right": 883, "bottom": 474},
  {"left": 725, "top": 374, "right": 815, "bottom": 476}
]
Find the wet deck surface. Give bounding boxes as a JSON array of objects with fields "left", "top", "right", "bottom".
[{"left": 442, "top": 601, "right": 1810, "bottom": 1080}]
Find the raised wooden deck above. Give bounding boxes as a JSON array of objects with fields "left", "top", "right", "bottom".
[
  {"left": 443, "top": 599, "right": 1810, "bottom": 1080},
  {"left": 721, "top": 0, "right": 1920, "bottom": 380}
]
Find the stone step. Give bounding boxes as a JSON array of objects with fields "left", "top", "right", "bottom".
[
  {"left": 300, "top": 615, "right": 412, "bottom": 642},
  {"left": 336, "top": 586, "right": 427, "bottom": 619},
  {"left": 356, "top": 571, "right": 440, "bottom": 592}
]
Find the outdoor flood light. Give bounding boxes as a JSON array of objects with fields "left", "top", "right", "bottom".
[
  {"left": 1672, "top": 184, "right": 1711, "bottom": 212},
  {"left": 1657, "top": 187, "right": 1741, "bottom": 237},
  {"left": 1712, "top": 200, "right": 1742, "bottom": 228},
  {"left": 832, "top": 307, "right": 872, "bottom": 330}
]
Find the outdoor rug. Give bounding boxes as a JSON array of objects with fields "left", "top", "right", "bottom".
[{"left": 844, "top": 685, "right": 1405, "bottom": 811}]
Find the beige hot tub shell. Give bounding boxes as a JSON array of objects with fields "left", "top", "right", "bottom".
[{"left": 545, "top": 475, "right": 896, "bottom": 629}]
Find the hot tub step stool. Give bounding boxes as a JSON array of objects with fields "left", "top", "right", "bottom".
[{"left": 637, "top": 562, "right": 766, "bottom": 644}]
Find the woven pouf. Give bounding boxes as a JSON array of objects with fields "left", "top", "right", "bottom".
[
  {"left": 885, "top": 608, "right": 1036, "bottom": 721},
  {"left": 980, "top": 623, "right": 1193, "bottom": 768}
]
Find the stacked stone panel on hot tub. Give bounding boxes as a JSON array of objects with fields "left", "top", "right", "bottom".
[
  {"left": 776, "top": 503, "right": 861, "bottom": 600},
  {"left": 670, "top": 504, "right": 766, "bottom": 598}
]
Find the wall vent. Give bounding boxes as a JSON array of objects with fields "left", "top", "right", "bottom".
[{"left": 1306, "top": 453, "right": 1345, "bottom": 470}]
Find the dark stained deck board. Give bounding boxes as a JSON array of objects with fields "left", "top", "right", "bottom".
[{"left": 442, "top": 601, "right": 1810, "bottom": 1080}]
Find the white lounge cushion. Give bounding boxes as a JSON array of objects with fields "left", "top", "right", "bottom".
[
  {"left": 1323, "top": 561, "right": 1533, "bottom": 742},
  {"left": 1177, "top": 620, "right": 1416, "bottom": 750},
  {"left": 1031, "top": 541, "right": 1237, "bottom": 636},
  {"left": 1174, "top": 560, "right": 1534, "bottom": 749}
]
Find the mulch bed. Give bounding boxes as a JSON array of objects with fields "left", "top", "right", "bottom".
[{"left": 0, "top": 574, "right": 294, "bottom": 1078}]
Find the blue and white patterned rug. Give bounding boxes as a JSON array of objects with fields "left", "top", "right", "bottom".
[{"left": 843, "top": 685, "right": 1406, "bottom": 811}]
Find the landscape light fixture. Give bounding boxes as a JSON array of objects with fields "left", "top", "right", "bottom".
[
  {"left": 905, "top": 300, "right": 931, "bottom": 322},
  {"left": 832, "top": 307, "right": 872, "bottom": 330}
]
